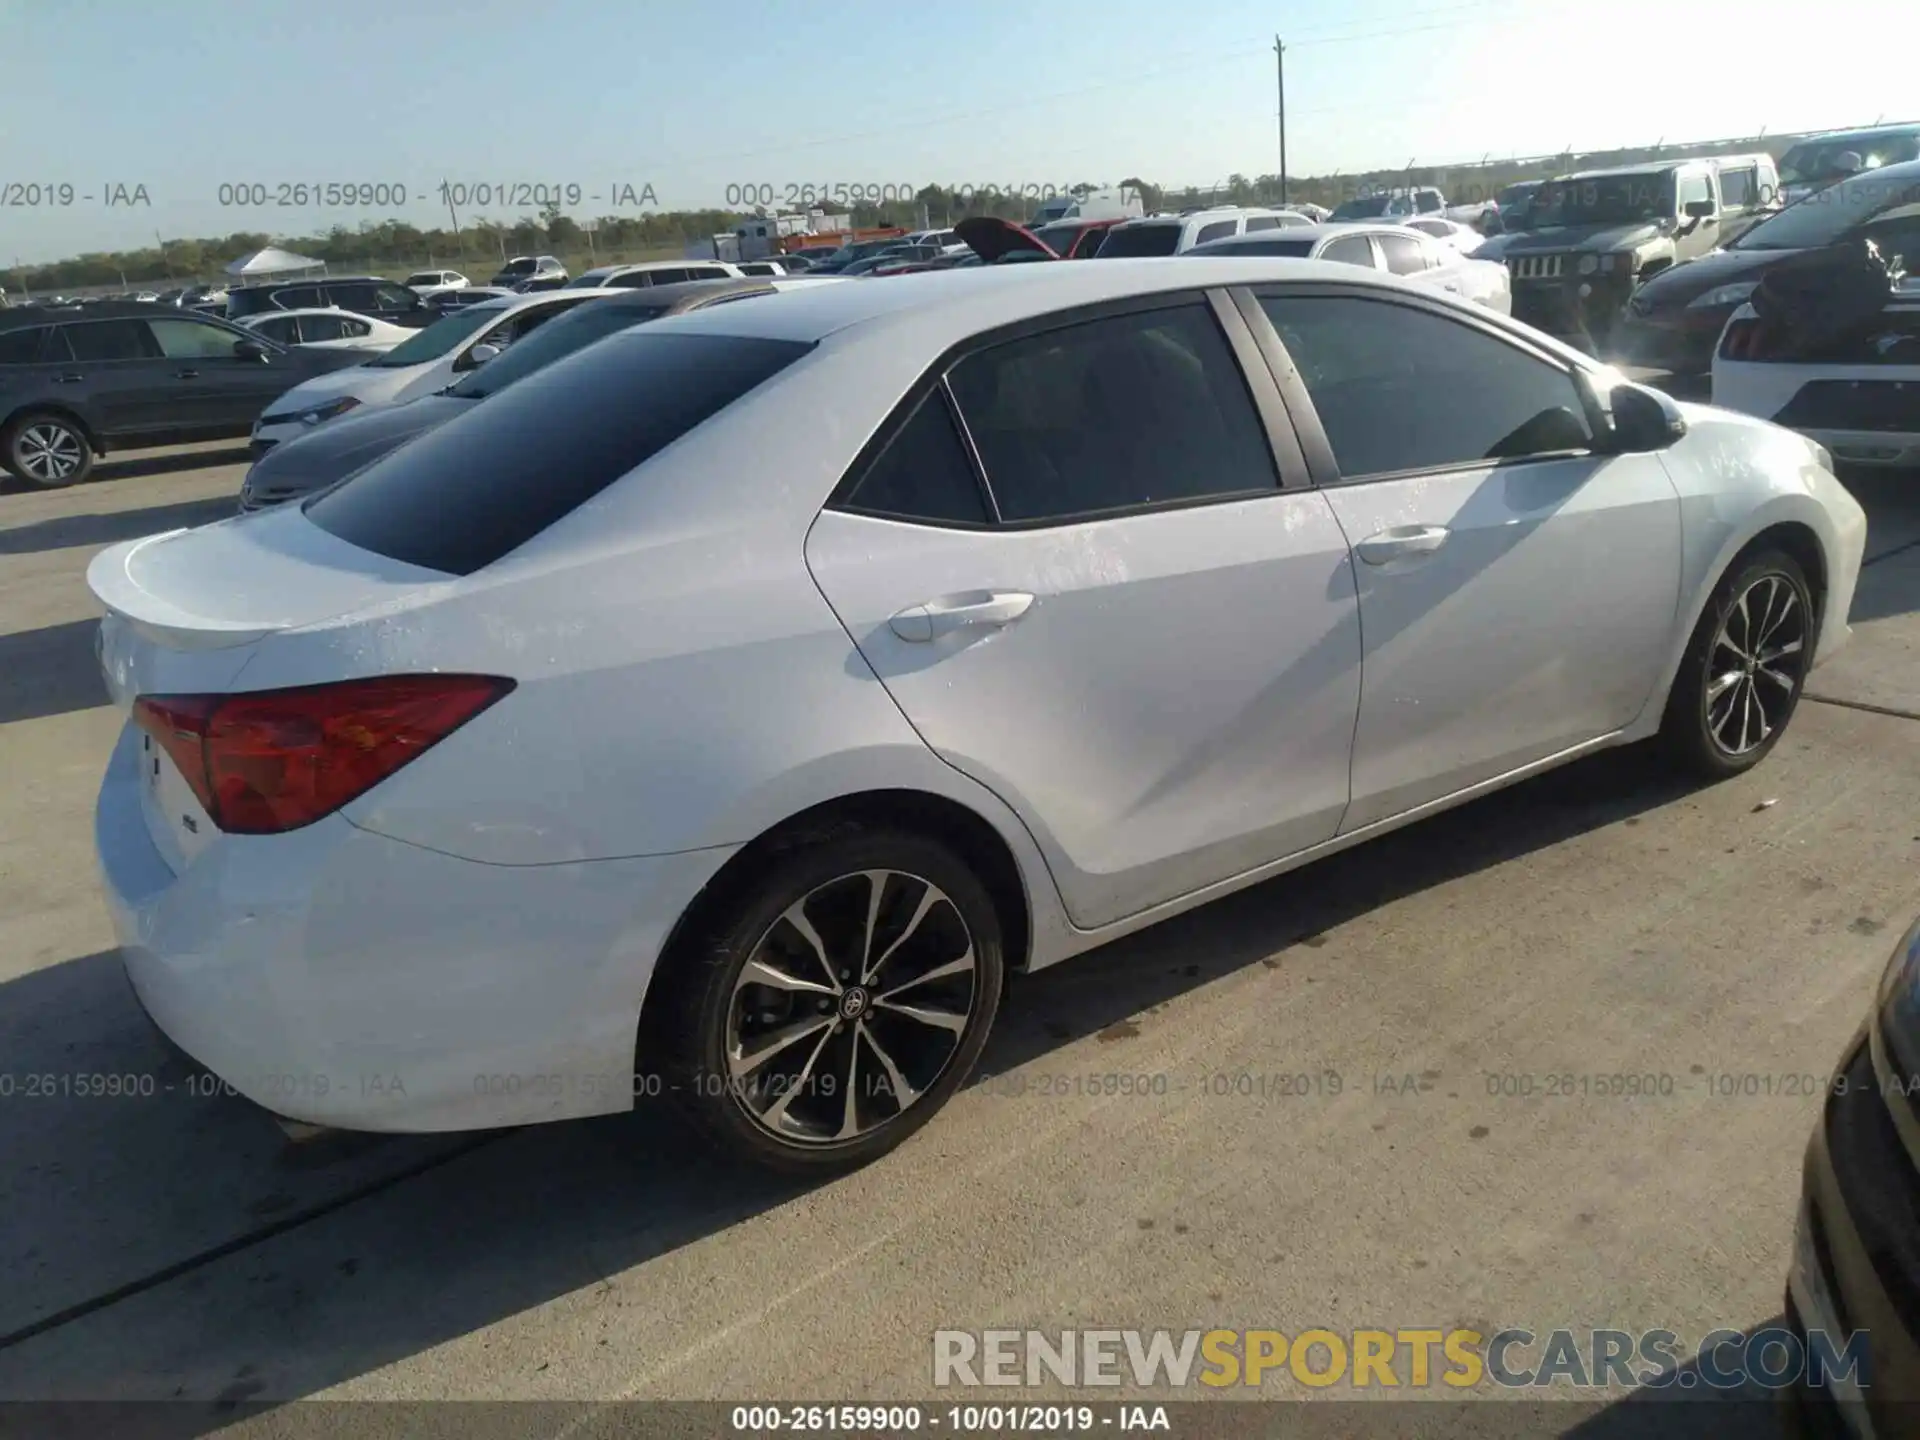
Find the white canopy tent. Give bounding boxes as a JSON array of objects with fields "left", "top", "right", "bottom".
[{"left": 223, "top": 246, "right": 327, "bottom": 281}]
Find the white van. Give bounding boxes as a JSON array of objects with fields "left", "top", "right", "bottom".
[
  {"left": 1091, "top": 207, "right": 1307, "bottom": 257},
  {"left": 1030, "top": 186, "right": 1148, "bottom": 226}
]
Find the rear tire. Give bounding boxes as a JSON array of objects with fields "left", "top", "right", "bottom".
[
  {"left": 646, "top": 828, "right": 1004, "bottom": 1174},
  {"left": 3, "top": 411, "right": 93, "bottom": 487},
  {"left": 1659, "top": 549, "right": 1814, "bottom": 779}
]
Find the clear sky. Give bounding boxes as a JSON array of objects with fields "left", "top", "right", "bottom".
[{"left": 0, "top": 0, "right": 1908, "bottom": 264}]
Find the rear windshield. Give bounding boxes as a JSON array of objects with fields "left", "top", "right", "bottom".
[
  {"left": 304, "top": 332, "right": 814, "bottom": 575},
  {"left": 1094, "top": 224, "right": 1182, "bottom": 257},
  {"left": 224, "top": 288, "right": 280, "bottom": 317},
  {"left": 362, "top": 304, "right": 506, "bottom": 367},
  {"left": 499, "top": 259, "right": 536, "bottom": 275}
]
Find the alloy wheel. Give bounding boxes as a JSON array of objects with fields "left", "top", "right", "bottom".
[
  {"left": 1706, "top": 572, "right": 1808, "bottom": 757},
  {"left": 725, "top": 868, "right": 979, "bottom": 1146},
  {"left": 16, "top": 422, "right": 85, "bottom": 484}
]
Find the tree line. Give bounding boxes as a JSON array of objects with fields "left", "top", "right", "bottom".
[{"left": 7, "top": 129, "right": 1797, "bottom": 294}]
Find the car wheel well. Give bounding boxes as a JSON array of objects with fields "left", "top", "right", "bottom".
[
  {"left": 641, "top": 791, "right": 1034, "bottom": 1033},
  {"left": 1736, "top": 522, "right": 1827, "bottom": 627},
  {"left": 3, "top": 405, "right": 98, "bottom": 452}
]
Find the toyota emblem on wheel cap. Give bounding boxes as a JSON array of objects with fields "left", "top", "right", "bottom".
[{"left": 839, "top": 987, "right": 869, "bottom": 1020}]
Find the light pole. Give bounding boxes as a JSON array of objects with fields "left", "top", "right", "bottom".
[{"left": 1274, "top": 36, "right": 1288, "bottom": 205}]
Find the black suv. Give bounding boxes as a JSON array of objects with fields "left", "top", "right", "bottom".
[
  {"left": 224, "top": 276, "right": 434, "bottom": 329},
  {"left": 0, "top": 301, "right": 367, "bottom": 487}
]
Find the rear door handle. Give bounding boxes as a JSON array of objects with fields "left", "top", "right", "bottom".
[
  {"left": 1356, "top": 525, "right": 1451, "bottom": 566},
  {"left": 54, "top": 372, "right": 84, "bottom": 383},
  {"left": 889, "top": 591, "right": 1035, "bottom": 643},
  {"left": 173, "top": 369, "right": 200, "bottom": 379}
]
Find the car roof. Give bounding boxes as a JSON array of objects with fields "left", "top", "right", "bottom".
[
  {"left": 232, "top": 274, "right": 385, "bottom": 289},
  {"left": 638, "top": 255, "right": 1445, "bottom": 348},
  {"left": 461, "top": 289, "right": 617, "bottom": 319},
  {"left": 629, "top": 278, "right": 778, "bottom": 310},
  {"left": 1192, "top": 221, "right": 1426, "bottom": 246},
  {"left": 1559, "top": 160, "right": 1695, "bottom": 180},
  {"left": 1790, "top": 123, "right": 1920, "bottom": 144},
  {"left": 581, "top": 260, "right": 730, "bottom": 279},
  {"left": 242, "top": 307, "right": 389, "bottom": 322},
  {"left": 0, "top": 298, "right": 185, "bottom": 327}
]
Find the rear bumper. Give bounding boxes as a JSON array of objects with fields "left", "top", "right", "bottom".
[
  {"left": 1715, "top": 361, "right": 1920, "bottom": 466},
  {"left": 94, "top": 722, "right": 736, "bottom": 1133}
]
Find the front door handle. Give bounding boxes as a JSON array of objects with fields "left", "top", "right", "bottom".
[
  {"left": 1356, "top": 525, "right": 1451, "bottom": 566},
  {"left": 889, "top": 591, "right": 1035, "bottom": 643},
  {"left": 53, "top": 372, "right": 84, "bottom": 383},
  {"left": 174, "top": 368, "right": 200, "bottom": 379}
]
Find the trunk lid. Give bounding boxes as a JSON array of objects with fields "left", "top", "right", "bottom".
[
  {"left": 956, "top": 215, "right": 1061, "bottom": 263},
  {"left": 90, "top": 506, "right": 454, "bottom": 872}
]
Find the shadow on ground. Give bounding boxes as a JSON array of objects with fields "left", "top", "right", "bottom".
[
  {"left": 0, "top": 620, "right": 108, "bottom": 722},
  {"left": 0, "top": 493, "right": 238, "bottom": 558},
  {"left": 0, "top": 744, "right": 1713, "bottom": 1425}
]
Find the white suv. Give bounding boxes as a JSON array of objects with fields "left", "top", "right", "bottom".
[{"left": 1092, "top": 208, "right": 1307, "bottom": 257}]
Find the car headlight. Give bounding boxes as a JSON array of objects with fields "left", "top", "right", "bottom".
[
  {"left": 1875, "top": 914, "right": 1920, "bottom": 1083},
  {"left": 1688, "top": 281, "right": 1760, "bottom": 309},
  {"left": 299, "top": 396, "right": 361, "bottom": 426},
  {"left": 1578, "top": 254, "right": 1600, "bottom": 276}
]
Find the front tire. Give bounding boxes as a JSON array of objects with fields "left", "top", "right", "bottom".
[
  {"left": 1660, "top": 549, "right": 1814, "bottom": 779},
  {"left": 3, "top": 411, "right": 94, "bottom": 487},
  {"left": 648, "top": 829, "right": 1005, "bottom": 1174}
]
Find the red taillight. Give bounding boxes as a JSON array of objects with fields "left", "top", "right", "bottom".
[
  {"left": 132, "top": 674, "right": 514, "bottom": 835},
  {"left": 1720, "top": 318, "right": 1759, "bottom": 360}
]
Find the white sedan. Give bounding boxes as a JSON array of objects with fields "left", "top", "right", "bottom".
[
  {"left": 1712, "top": 291, "right": 1920, "bottom": 467},
  {"left": 1187, "top": 223, "right": 1512, "bottom": 314},
  {"left": 248, "top": 289, "right": 618, "bottom": 454},
  {"left": 237, "top": 308, "right": 416, "bottom": 354},
  {"left": 404, "top": 269, "right": 470, "bottom": 298},
  {"left": 92, "top": 258, "right": 1863, "bottom": 1172},
  {"left": 1403, "top": 215, "right": 1489, "bottom": 256}
]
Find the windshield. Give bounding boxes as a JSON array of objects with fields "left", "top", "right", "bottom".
[
  {"left": 403, "top": 273, "right": 438, "bottom": 286},
  {"left": 1094, "top": 223, "right": 1182, "bottom": 257},
  {"left": 498, "top": 259, "right": 535, "bottom": 275},
  {"left": 1732, "top": 171, "right": 1920, "bottom": 251},
  {"left": 1032, "top": 223, "right": 1084, "bottom": 255},
  {"left": 1529, "top": 173, "right": 1674, "bottom": 228},
  {"left": 1331, "top": 195, "right": 1396, "bottom": 220},
  {"left": 1498, "top": 184, "right": 1537, "bottom": 207},
  {"left": 362, "top": 304, "right": 505, "bottom": 367},
  {"left": 564, "top": 272, "right": 612, "bottom": 288},
  {"left": 1780, "top": 136, "right": 1920, "bottom": 186},
  {"left": 445, "top": 299, "right": 664, "bottom": 399}
]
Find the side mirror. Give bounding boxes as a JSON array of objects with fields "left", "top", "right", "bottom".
[
  {"left": 1577, "top": 371, "right": 1688, "bottom": 453},
  {"left": 467, "top": 343, "right": 501, "bottom": 366},
  {"left": 1684, "top": 199, "right": 1717, "bottom": 221},
  {"left": 233, "top": 339, "right": 269, "bottom": 361}
]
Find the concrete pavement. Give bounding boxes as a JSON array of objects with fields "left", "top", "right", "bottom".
[{"left": 1, "top": 445, "right": 1917, "bottom": 1433}]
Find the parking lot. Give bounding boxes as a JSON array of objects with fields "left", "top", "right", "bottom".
[{"left": 4, "top": 438, "right": 1920, "bottom": 1430}]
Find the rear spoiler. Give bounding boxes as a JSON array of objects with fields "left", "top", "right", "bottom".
[{"left": 87, "top": 532, "right": 285, "bottom": 650}]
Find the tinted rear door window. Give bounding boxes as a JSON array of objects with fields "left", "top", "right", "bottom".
[
  {"left": 1321, "top": 235, "right": 1378, "bottom": 268},
  {"left": 1376, "top": 234, "right": 1429, "bottom": 274},
  {"left": 304, "top": 332, "right": 814, "bottom": 575},
  {"left": 63, "top": 320, "right": 155, "bottom": 360},
  {"left": 0, "top": 326, "right": 47, "bottom": 363},
  {"left": 1194, "top": 220, "right": 1239, "bottom": 245},
  {"left": 945, "top": 303, "right": 1279, "bottom": 523},
  {"left": 840, "top": 390, "right": 990, "bottom": 525}
]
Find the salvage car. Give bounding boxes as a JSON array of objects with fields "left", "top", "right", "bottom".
[
  {"left": 0, "top": 301, "right": 365, "bottom": 486},
  {"left": 1186, "top": 223, "right": 1512, "bottom": 314},
  {"left": 1616, "top": 160, "right": 1920, "bottom": 376},
  {"left": 236, "top": 308, "right": 416, "bottom": 354},
  {"left": 1094, "top": 207, "right": 1309, "bottom": 256},
  {"left": 90, "top": 258, "right": 1862, "bottom": 1172},
  {"left": 1502, "top": 158, "right": 1775, "bottom": 353},
  {"left": 1712, "top": 239, "right": 1920, "bottom": 467}
]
